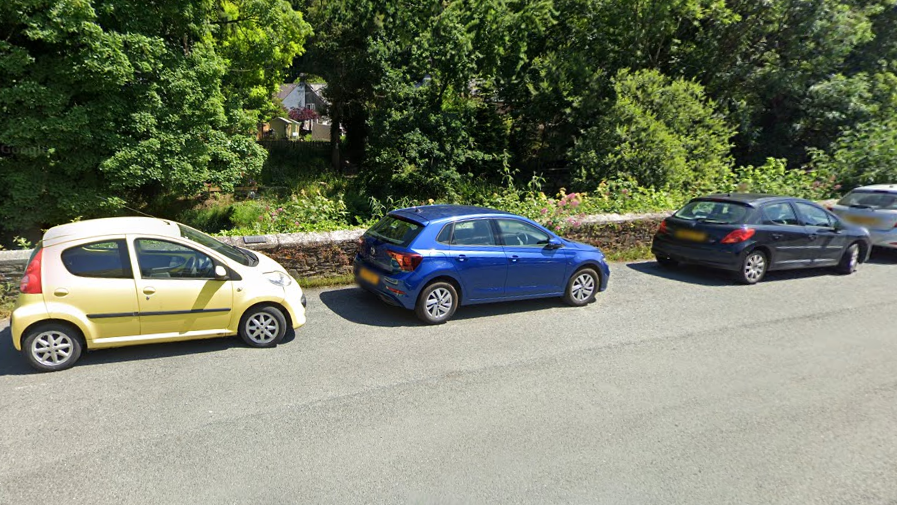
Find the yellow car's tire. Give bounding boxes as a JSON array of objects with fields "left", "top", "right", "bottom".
[
  {"left": 239, "top": 306, "right": 287, "bottom": 348},
  {"left": 23, "top": 323, "right": 83, "bottom": 372}
]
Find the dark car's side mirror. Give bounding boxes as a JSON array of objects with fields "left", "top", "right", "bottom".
[{"left": 545, "top": 238, "right": 563, "bottom": 250}]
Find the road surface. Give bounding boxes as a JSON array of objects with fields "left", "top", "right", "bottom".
[{"left": 2, "top": 256, "right": 896, "bottom": 504}]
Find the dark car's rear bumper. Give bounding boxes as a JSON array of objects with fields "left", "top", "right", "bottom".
[{"left": 652, "top": 234, "right": 749, "bottom": 271}]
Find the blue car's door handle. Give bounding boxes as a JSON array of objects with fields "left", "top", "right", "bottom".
[
  {"left": 457, "top": 254, "right": 467, "bottom": 262},
  {"left": 509, "top": 255, "right": 519, "bottom": 263}
]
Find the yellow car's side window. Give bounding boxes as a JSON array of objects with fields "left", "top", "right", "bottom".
[
  {"left": 61, "top": 240, "right": 132, "bottom": 279},
  {"left": 134, "top": 239, "right": 216, "bottom": 279}
]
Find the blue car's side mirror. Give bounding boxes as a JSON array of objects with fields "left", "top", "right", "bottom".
[{"left": 545, "top": 238, "right": 563, "bottom": 249}]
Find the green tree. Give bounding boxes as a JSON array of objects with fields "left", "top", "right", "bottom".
[
  {"left": 809, "top": 117, "right": 897, "bottom": 188},
  {"left": 681, "top": 0, "right": 894, "bottom": 166},
  {"left": 570, "top": 69, "right": 734, "bottom": 190},
  {"left": 0, "top": 0, "right": 310, "bottom": 235}
]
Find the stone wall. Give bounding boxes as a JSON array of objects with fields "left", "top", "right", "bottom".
[
  {"left": 0, "top": 212, "right": 667, "bottom": 313},
  {"left": 0, "top": 250, "right": 31, "bottom": 286}
]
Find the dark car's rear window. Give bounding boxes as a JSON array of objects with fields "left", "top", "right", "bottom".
[
  {"left": 674, "top": 200, "right": 750, "bottom": 224},
  {"left": 367, "top": 215, "right": 423, "bottom": 246}
]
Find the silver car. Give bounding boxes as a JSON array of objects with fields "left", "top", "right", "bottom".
[{"left": 829, "top": 184, "right": 897, "bottom": 249}]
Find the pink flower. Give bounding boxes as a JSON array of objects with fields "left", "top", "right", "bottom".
[
  {"left": 834, "top": 184, "right": 842, "bottom": 190},
  {"left": 540, "top": 208, "right": 548, "bottom": 215},
  {"left": 621, "top": 189, "right": 629, "bottom": 195}
]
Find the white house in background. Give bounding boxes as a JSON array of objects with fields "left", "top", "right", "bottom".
[
  {"left": 275, "top": 82, "right": 328, "bottom": 113},
  {"left": 264, "top": 82, "right": 330, "bottom": 141}
]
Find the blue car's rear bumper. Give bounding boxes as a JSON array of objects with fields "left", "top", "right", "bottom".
[{"left": 354, "top": 256, "right": 420, "bottom": 310}]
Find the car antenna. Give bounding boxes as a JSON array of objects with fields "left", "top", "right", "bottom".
[
  {"left": 108, "top": 197, "right": 159, "bottom": 219},
  {"left": 123, "top": 205, "right": 158, "bottom": 218}
]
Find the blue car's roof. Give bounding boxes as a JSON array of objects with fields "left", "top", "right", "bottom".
[{"left": 390, "top": 205, "right": 518, "bottom": 225}]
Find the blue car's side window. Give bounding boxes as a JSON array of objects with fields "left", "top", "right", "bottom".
[
  {"left": 436, "top": 223, "right": 453, "bottom": 244},
  {"left": 449, "top": 220, "right": 498, "bottom": 246},
  {"left": 495, "top": 219, "right": 551, "bottom": 247}
]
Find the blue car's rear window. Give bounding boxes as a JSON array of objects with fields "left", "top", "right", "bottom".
[
  {"left": 367, "top": 215, "right": 424, "bottom": 246},
  {"left": 674, "top": 201, "right": 749, "bottom": 224}
]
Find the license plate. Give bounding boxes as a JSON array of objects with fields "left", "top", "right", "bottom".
[
  {"left": 845, "top": 215, "right": 880, "bottom": 226},
  {"left": 358, "top": 267, "right": 379, "bottom": 285},
  {"left": 674, "top": 229, "right": 707, "bottom": 242}
]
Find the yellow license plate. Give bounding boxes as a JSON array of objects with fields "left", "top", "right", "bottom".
[
  {"left": 358, "top": 267, "right": 380, "bottom": 285},
  {"left": 674, "top": 229, "right": 707, "bottom": 242},
  {"left": 845, "top": 215, "right": 879, "bottom": 226}
]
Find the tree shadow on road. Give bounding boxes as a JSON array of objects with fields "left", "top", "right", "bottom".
[
  {"left": 319, "top": 286, "right": 572, "bottom": 328},
  {"left": 0, "top": 325, "right": 297, "bottom": 376},
  {"left": 626, "top": 260, "right": 845, "bottom": 286}
]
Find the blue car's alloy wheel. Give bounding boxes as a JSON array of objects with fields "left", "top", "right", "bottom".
[
  {"left": 416, "top": 282, "right": 458, "bottom": 324},
  {"left": 563, "top": 268, "right": 599, "bottom": 307}
]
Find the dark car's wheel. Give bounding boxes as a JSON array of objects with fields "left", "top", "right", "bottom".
[
  {"left": 835, "top": 243, "right": 860, "bottom": 275},
  {"left": 655, "top": 256, "right": 678, "bottom": 268},
  {"left": 563, "top": 268, "right": 599, "bottom": 306},
  {"left": 23, "top": 323, "right": 83, "bottom": 372},
  {"left": 239, "top": 305, "right": 287, "bottom": 348},
  {"left": 736, "top": 250, "right": 767, "bottom": 285},
  {"left": 415, "top": 281, "right": 459, "bottom": 324}
]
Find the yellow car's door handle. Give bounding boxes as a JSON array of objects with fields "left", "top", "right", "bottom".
[
  {"left": 54, "top": 288, "right": 69, "bottom": 297},
  {"left": 143, "top": 286, "right": 156, "bottom": 295}
]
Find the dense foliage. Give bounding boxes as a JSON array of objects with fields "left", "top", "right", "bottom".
[
  {"left": 299, "top": 0, "right": 897, "bottom": 197},
  {"left": 0, "top": 0, "right": 310, "bottom": 236},
  {"left": 2, "top": 0, "right": 896, "bottom": 242}
]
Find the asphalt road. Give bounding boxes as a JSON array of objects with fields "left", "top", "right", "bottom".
[{"left": 2, "top": 254, "right": 897, "bottom": 504}]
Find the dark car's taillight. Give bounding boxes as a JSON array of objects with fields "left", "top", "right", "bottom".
[
  {"left": 720, "top": 228, "right": 756, "bottom": 244},
  {"left": 657, "top": 220, "right": 669, "bottom": 234},
  {"left": 388, "top": 250, "right": 423, "bottom": 272}
]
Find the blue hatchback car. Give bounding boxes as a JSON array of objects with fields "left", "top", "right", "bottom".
[{"left": 354, "top": 205, "right": 610, "bottom": 323}]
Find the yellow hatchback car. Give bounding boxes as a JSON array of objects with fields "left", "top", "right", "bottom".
[{"left": 11, "top": 217, "right": 307, "bottom": 372}]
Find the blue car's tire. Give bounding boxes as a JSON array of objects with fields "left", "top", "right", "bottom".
[
  {"left": 563, "top": 268, "right": 599, "bottom": 307},
  {"left": 415, "top": 281, "right": 458, "bottom": 324}
]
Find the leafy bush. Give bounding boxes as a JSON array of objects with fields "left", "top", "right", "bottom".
[
  {"left": 570, "top": 69, "right": 735, "bottom": 191},
  {"left": 177, "top": 205, "right": 236, "bottom": 234},
  {"left": 808, "top": 118, "right": 897, "bottom": 190},
  {"left": 582, "top": 176, "right": 689, "bottom": 215},
  {"left": 720, "top": 158, "right": 840, "bottom": 200},
  {"left": 224, "top": 187, "right": 351, "bottom": 235}
]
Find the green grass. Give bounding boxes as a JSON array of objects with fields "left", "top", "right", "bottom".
[
  {"left": 295, "top": 273, "right": 356, "bottom": 289},
  {"left": 604, "top": 244, "right": 654, "bottom": 263},
  {"left": 0, "top": 282, "right": 16, "bottom": 320}
]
